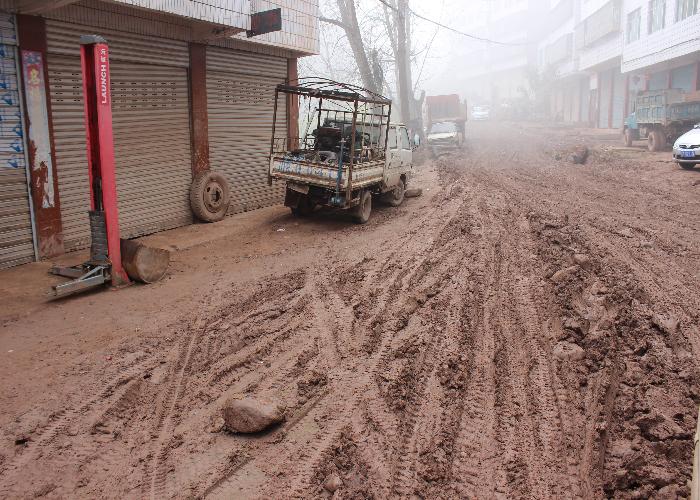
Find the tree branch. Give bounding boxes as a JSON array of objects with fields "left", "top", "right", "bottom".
[{"left": 319, "top": 16, "right": 347, "bottom": 29}]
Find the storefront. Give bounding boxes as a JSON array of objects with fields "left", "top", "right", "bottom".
[
  {"left": 0, "top": 13, "right": 35, "bottom": 269},
  {"left": 46, "top": 20, "right": 194, "bottom": 251},
  {"left": 1, "top": 1, "right": 313, "bottom": 266}
]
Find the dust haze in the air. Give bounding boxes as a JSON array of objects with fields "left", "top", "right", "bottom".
[{"left": 303, "top": 0, "right": 550, "bottom": 108}]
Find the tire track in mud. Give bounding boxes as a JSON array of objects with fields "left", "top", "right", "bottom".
[
  {"left": 233, "top": 184, "right": 471, "bottom": 497},
  {"left": 143, "top": 314, "right": 208, "bottom": 499},
  {"left": 0, "top": 350, "right": 159, "bottom": 497},
  {"left": 9, "top": 128, "right": 699, "bottom": 498},
  {"left": 278, "top": 164, "right": 500, "bottom": 498}
]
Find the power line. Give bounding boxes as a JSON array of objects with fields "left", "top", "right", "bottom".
[{"left": 375, "top": 0, "right": 530, "bottom": 46}]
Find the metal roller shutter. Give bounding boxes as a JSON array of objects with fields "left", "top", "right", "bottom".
[
  {"left": 0, "top": 13, "right": 35, "bottom": 269},
  {"left": 612, "top": 69, "right": 625, "bottom": 129},
  {"left": 46, "top": 21, "right": 192, "bottom": 250},
  {"left": 207, "top": 46, "right": 287, "bottom": 214},
  {"left": 598, "top": 70, "right": 612, "bottom": 128},
  {"left": 580, "top": 80, "right": 590, "bottom": 124}
]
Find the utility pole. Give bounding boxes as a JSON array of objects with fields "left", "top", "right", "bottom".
[{"left": 396, "top": 0, "right": 411, "bottom": 124}]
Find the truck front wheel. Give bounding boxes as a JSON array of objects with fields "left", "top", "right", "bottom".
[
  {"left": 384, "top": 178, "right": 405, "bottom": 207},
  {"left": 647, "top": 130, "right": 665, "bottom": 152},
  {"left": 352, "top": 190, "right": 372, "bottom": 224}
]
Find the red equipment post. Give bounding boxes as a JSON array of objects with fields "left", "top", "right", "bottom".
[{"left": 79, "top": 36, "right": 129, "bottom": 285}]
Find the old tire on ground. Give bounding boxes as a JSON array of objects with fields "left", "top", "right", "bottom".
[
  {"left": 623, "top": 129, "right": 634, "bottom": 147},
  {"left": 385, "top": 178, "right": 405, "bottom": 207},
  {"left": 352, "top": 190, "right": 372, "bottom": 224},
  {"left": 291, "top": 195, "right": 315, "bottom": 217},
  {"left": 647, "top": 130, "right": 665, "bottom": 152},
  {"left": 190, "top": 170, "right": 230, "bottom": 222},
  {"left": 679, "top": 162, "right": 696, "bottom": 170}
]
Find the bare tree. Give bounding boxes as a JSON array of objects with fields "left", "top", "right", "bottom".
[
  {"left": 320, "top": 0, "right": 383, "bottom": 93},
  {"left": 314, "top": 0, "right": 433, "bottom": 132}
]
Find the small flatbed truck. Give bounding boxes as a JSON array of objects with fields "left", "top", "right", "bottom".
[{"left": 268, "top": 79, "right": 413, "bottom": 224}]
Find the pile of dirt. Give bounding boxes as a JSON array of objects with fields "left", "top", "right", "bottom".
[{"left": 530, "top": 212, "right": 700, "bottom": 498}]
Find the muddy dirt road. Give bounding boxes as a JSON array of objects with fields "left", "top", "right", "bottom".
[{"left": 1, "top": 123, "right": 699, "bottom": 499}]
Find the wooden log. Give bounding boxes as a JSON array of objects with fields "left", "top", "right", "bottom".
[{"left": 120, "top": 239, "right": 170, "bottom": 284}]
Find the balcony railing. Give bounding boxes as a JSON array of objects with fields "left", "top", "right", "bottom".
[{"left": 575, "top": 0, "right": 621, "bottom": 49}]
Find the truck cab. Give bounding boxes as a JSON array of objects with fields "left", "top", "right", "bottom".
[{"left": 385, "top": 124, "right": 413, "bottom": 190}]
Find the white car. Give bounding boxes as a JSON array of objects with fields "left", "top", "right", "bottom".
[
  {"left": 426, "top": 121, "right": 464, "bottom": 152},
  {"left": 672, "top": 124, "right": 700, "bottom": 170},
  {"left": 471, "top": 106, "right": 490, "bottom": 120}
]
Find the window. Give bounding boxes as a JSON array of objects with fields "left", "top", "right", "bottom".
[
  {"left": 429, "top": 122, "right": 457, "bottom": 134},
  {"left": 648, "top": 0, "right": 666, "bottom": 32},
  {"left": 400, "top": 128, "right": 411, "bottom": 150},
  {"left": 676, "top": 0, "right": 698, "bottom": 20},
  {"left": 626, "top": 8, "right": 641, "bottom": 43}
]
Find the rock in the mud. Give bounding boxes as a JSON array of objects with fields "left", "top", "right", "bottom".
[
  {"left": 569, "top": 145, "right": 589, "bottom": 164},
  {"left": 553, "top": 341, "right": 585, "bottom": 361},
  {"left": 651, "top": 314, "right": 679, "bottom": 335},
  {"left": 323, "top": 473, "right": 343, "bottom": 493},
  {"left": 405, "top": 188, "right": 423, "bottom": 198},
  {"left": 572, "top": 253, "right": 591, "bottom": 268},
  {"left": 207, "top": 416, "right": 225, "bottom": 433},
  {"left": 563, "top": 317, "right": 584, "bottom": 334},
  {"left": 550, "top": 265, "right": 578, "bottom": 283},
  {"left": 221, "top": 398, "right": 285, "bottom": 434}
]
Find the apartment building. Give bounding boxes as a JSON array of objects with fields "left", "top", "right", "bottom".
[
  {"left": 0, "top": 0, "right": 319, "bottom": 269},
  {"left": 622, "top": 0, "right": 700, "bottom": 107},
  {"left": 539, "top": 0, "right": 699, "bottom": 128},
  {"left": 538, "top": 0, "right": 590, "bottom": 123}
]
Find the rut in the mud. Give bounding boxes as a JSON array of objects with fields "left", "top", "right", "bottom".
[{"left": 1, "top": 125, "right": 698, "bottom": 499}]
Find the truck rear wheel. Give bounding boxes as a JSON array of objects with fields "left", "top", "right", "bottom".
[
  {"left": 647, "top": 130, "right": 665, "bottom": 152},
  {"left": 290, "top": 195, "right": 315, "bottom": 217},
  {"left": 352, "top": 190, "right": 372, "bottom": 224}
]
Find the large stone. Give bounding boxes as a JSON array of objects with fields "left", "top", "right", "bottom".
[
  {"left": 552, "top": 341, "right": 585, "bottom": 361},
  {"left": 221, "top": 398, "right": 286, "bottom": 434},
  {"left": 569, "top": 145, "right": 589, "bottom": 164},
  {"left": 550, "top": 266, "right": 579, "bottom": 283},
  {"left": 323, "top": 473, "right": 343, "bottom": 493}
]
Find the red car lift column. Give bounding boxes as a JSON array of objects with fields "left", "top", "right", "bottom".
[
  {"left": 50, "top": 36, "right": 130, "bottom": 296},
  {"left": 80, "top": 35, "right": 128, "bottom": 284}
]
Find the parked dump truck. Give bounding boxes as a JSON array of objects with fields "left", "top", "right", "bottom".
[
  {"left": 424, "top": 94, "right": 468, "bottom": 154},
  {"left": 268, "top": 79, "right": 413, "bottom": 224},
  {"left": 623, "top": 89, "right": 700, "bottom": 151}
]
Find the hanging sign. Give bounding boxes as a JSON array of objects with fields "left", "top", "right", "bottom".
[{"left": 247, "top": 8, "right": 282, "bottom": 37}]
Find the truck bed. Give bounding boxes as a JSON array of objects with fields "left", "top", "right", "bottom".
[{"left": 270, "top": 155, "right": 385, "bottom": 190}]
